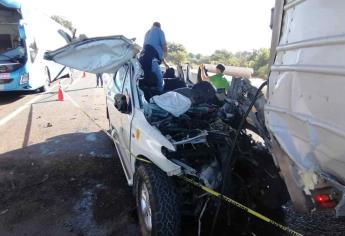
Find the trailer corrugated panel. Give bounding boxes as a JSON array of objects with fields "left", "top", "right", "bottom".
[{"left": 267, "top": 0, "right": 345, "bottom": 215}]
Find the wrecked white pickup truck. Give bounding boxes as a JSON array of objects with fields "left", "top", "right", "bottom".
[
  {"left": 44, "top": 1, "right": 345, "bottom": 234},
  {"left": 45, "top": 36, "right": 289, "bottom": 235}
]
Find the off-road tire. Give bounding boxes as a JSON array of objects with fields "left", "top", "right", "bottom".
[{"left": 135, "top": 164, "right": 181, "bottom": 236}]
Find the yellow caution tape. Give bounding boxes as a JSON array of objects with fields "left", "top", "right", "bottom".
[
  {"left": 180, "top": 176, "right": 303, "bottom": 236},
  {"left": 136, "top": 158, "right": 303, "bottom": 236},
  {"left": 136, "top": 156, "right": 152, "bottom": 164}
]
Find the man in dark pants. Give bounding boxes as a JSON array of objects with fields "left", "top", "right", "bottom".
[
  {"left": 139, "top": 22, "right": 169, "bottom": 92},
  {"left": 96, "top": 73, "right": 103, "bottom": 87}
]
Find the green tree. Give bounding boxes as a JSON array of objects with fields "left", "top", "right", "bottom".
[
  {"left": 166, "top": 42, "right": 188, "bottom": 65},
  {"left": 248, "top": 48, "right": 270, "bottom": 79},
  {"left": 256, "top": 65, "right": 269, "bottom": 79},
  {"left": 51, "top": 15, "right": 75, "bottom": 34},
  {"left": 170, "top": 42, "right": 270, "bottom": 79},
  {"left": 210, "top": 49, "right": 233, "bottom": 64}
]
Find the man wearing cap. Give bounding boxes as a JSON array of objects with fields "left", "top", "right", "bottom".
[{"left": 199, "top": 64, "right": 230, "bottom": 91}]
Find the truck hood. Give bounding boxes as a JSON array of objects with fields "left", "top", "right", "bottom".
[{"left": 44, "top": 35, "right": 141, "bottom": 74}]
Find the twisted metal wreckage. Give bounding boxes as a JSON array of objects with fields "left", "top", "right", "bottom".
[{"left": 142, "top": 75, "right": 290, "bottom": 234}]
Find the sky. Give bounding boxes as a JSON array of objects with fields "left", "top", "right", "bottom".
[{"left": 25, "top": 0, "right": 275, "bottom": 55}]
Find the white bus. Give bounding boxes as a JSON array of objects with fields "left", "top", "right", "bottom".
[{"left": 0, "top": 0, "right": 72, "bottom": 92}]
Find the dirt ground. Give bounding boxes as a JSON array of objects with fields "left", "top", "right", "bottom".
[
  {"left": 0, "top": 76, "right": 140, "bottom": 236},
  {"left": 0, "top": 145, "right": 139, "bottom": 236}
]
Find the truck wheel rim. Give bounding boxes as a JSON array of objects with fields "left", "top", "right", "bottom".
[{"left": 140, "top": 182, "right": 152, "bottom": 231}]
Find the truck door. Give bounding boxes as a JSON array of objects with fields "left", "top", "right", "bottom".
[
  {"left": 107, "top": 66, "right": 126, "bottom": 144},
  {"left": 108, "top": 64, "right": 133, "bottom": 179},
  {"left": 119, "top": 63, "right": 134, "bottom": 175}
]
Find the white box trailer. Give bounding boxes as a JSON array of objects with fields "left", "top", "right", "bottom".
[{"left": 267, "top": 0, "right": 345, "bottom": 216}]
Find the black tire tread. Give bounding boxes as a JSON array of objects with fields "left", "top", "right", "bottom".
[{"left": 136, "top": 164, "right": 180, "bottom": 236}]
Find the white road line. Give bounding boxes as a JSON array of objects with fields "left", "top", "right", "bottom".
[
  {"left": 63, "top": 91, "right": 80, "bottom": 108},
  {"left": 0, "top": 93, "right": 45, "bottom": 127},
  {"left": 0, "top": 77, "right": 81, "bottom": 127}
]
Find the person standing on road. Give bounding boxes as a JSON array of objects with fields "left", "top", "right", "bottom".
[
  {"left": 199, "top": 64, "right": 230, "bottom": 91},
  {"left": 139, "top": 22, "right": 169, "bottom": 92},
  {"left": 96, "top": 73, "right": 103, "bottom": 87}
]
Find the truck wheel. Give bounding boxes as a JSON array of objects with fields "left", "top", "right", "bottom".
[{"left": 135, "top": 164, "right": 180, "bottom": 236}]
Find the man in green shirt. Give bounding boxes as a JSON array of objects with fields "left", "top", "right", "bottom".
[{"left": 199, "top": 64, "right": 230, "bottom": 91}]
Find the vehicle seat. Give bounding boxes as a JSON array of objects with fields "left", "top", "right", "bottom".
[
  {"left": 163, "top": 78, "right": 186, "bottom": 92},
  {"left": 138, "top": 78, "right": 162, "bottom": 102},
  {"left": 163, "top": 67, "right": 186, "bottom": 92}
]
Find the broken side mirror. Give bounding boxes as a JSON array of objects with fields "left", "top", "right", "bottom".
[{"left": 114, "top": 94, "right": 129, "bottom": 113}]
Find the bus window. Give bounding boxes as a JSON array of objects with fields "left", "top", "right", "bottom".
[{"left": 0, "top": 34, "right": 12, "bottom": 52}]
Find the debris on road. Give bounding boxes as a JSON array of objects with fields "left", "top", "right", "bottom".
[
  {"left": 0, "top": 155, "right": 139, "bottom": 236},
  {"left": 44, "top": 122, "right": 53, "bottom": 128},
  {"left": 0, "top": 209, "right": 9, "bottom": 216}
]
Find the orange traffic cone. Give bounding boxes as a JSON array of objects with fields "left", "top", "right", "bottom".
[
  {"left": 82, "top": 72, "right": 86, "bottom": 78},
  {"left": 57, "top": 84, "right": 64, "bottom": 101}
]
